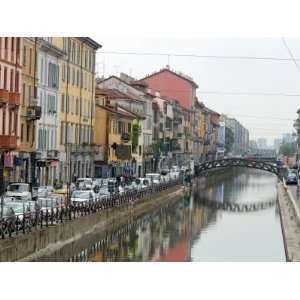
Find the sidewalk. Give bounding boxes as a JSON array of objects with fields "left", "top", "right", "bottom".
[{"left": 284, "top": 181, "right": 300, "bottom": 226}]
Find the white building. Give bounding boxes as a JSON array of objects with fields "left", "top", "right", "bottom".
[{"left": 36, "top": 38, "right": 65, "bottom": 186}]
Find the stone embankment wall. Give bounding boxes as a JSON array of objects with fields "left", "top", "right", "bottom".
[{"left": 0, "top": 186, "right": 184, "bottom": 262}]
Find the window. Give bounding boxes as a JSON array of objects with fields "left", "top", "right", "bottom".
[
  {"left": 60, "top": 122, "right": 64, "bottom": 144},
  {"left": 16, "top": 38, "right": 21, "bottom": 65},
  {"left": 48, "top": 62, "right": 59, "bottom": 89},
  {"left": 10, "top": 69, "right": 14, "bottom": 92},
  {"left": 2, "top": 110, "right": 6, "bottom": 134},
  {"left": 3, "top": 67, "right": 7, "bottom": 90},
  {"left": 72, "top": 68, "right": 75, "bottom": 85},
  {"left": 4, "top": 37, "right": 8, "bottom": 59},
  {"left": 21, "top": 124, "right": 24, "bottom": 142},
  {"left": 11, "top": 38, "right": 15, "bottom": 63},
  {"left": 22, "top": 83, "right": 26, "bottom": 105},
  {"left": 26, "top": 123, "right": 30, "bottom": 142},
  {"left": 47, "top": 94, "right": 56, "bottom": 113},
  {"left": 62, "top": 64, "right": 65, "bottom": 82},
  {"left": 15, "top": 71, "right": 19, "bottom": 92},
  {"left": 66, "top": 95, "right": 69, "bottom": 113},
  {"left": 29, "top": 48, "right": 32, "bottom": 74},
  {"left": 76, "top": 97, "right": 79, "bottom": 115},
  {"left": 23, "top": 46, "right": 27, "bottom": 66}
]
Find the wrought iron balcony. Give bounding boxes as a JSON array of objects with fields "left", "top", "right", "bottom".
[{"left": 27, "top": 105, "right": 42, "bottom": 120}]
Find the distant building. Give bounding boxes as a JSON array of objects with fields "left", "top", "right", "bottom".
[
  {"left": 257, "top": 138, "right": 267, "bottom": 149},
  {"left": 273, "top": 138, "right": 282, "bottom": 155},
  {"left": 225, "top": 117, "right": 249, "bottom": 155}
]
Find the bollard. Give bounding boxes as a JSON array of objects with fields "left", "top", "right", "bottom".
[{"left": 45, "top": 209, "right": 49, "bottom": 227}]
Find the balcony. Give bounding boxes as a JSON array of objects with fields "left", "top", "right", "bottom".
[
  {"left": 71, "top": 144, "right": 101, "bottom": 154},
  {"left": 27, "top": 105, "right": 42, "bottom": 120},
  {"left": 0, "top": 89, "right": 9, "bottom": 106},
  {"left": 121, "top": 132, "right": 130, "bottom": 143},
  {"left": 8, "top": 92, "right": 20, "bottom": 106},
  {"left": 0, "top": 135, "right": 18, "bottom": 149}
]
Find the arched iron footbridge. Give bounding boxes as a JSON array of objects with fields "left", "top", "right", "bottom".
[{"left": 195, "top": 158, "right": 281, "bottom": 177}]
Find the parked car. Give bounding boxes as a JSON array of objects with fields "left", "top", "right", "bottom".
[
  {"left": 145, "top": 173, "right": 161, "bottom": 185},
  {"left": 5, "top": 183, "right": 37, "bottom": 201},
  {"left": 286, "top": 172, "right": 298, "bottom": 185},
  {"left": 135, "top": 178, "right": 150, "bottom": 190},
  {"left": 38, "top": 187, "right": 49, "bottom": 198},
  {"left": 76, "top": 178, "right": 94, "bottom": 190},
  {"left": 71, "top": 190, "right": 96, "bottom": 205}
]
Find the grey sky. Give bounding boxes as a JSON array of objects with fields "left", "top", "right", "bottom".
[{"left": 95, "top": 38, "right": 300, "bottom": 145}]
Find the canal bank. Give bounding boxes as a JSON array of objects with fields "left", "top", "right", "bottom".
[
  {"left": 277, "top": 182, "right": 300, "bottom": 261},
  {"left": 16, "top": 185, "right": 184, "bottom": 262}
]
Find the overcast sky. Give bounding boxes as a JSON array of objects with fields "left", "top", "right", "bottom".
[{"left": 95, "top": 38, "right": 300, "bottom": 146}]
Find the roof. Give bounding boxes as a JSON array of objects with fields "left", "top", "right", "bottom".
[
  {"left": 78, "top": 37, "right": 102, "bottom": 49},
  {"left": 203, "top": 106, "right": 220, "bottom": 116},
  {"left": 140, "top": 67, "right": 199, "bottom": 88},
  {"left": 97, "top": 76, "right": 146, "bottom": 102},
  {"left": 95, "top": 88, "right": 143, "bottom": 102},
  {"left": 117, "top": 104, "right": 146, "bottom": 120},
  {"left": 96, "top": 104, "right": 136, "bottom": 120}
]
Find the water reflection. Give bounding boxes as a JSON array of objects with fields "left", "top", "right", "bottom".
[{"left": 36, "top": 168, "right": 285, "bottom": 262}]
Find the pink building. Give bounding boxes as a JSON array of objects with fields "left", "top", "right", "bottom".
[{"left": 139, "top": 67, "right": 198, "bottom": 110}]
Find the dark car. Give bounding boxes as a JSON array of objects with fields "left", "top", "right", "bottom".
[{"left": 286, "top": 172, "right": 298, "bottom": 185}]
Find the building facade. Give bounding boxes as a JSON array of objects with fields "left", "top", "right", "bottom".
[{"left": 0, "top": 37, "right": 22, "bottom": 192}]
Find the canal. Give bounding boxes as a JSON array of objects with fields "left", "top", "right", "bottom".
[{"left": 35, "top": 168, "right": 286, "bottom": 262}]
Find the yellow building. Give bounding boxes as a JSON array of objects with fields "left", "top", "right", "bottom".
[
  {"left": 20, "top": 37, "right": 41, "bottom": 184},
  {"left": 56, "top": 37, "right": 101, "bottom": 183},
  {"left": 94, "top": 89, "right": 135, "bottom": 177}
]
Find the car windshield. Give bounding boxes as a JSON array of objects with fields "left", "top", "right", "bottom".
[
  {"left": 7, "top": 184, "right": 29, "bottom": 193},
  {"left": 72, "top": 191, "right": 91, "bottom": 199}
]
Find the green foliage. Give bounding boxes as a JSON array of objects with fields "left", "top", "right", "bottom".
[
  {"left": 280, "top": 142, "right": 297, "bottom": 156},
  {"left": 131, "top": 121, "right": 141, "bottom": 149},
  {"left": 225, "top": 127, "right": 234, "bottom": 153}
]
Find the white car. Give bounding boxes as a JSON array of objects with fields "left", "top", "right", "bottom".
[
  {"left": 76, "top": 178, "right": 93, "bottom": 190},
  {"left": 71, "top": 190, "right": 97, "bottom": 205},
  {"left": 135, "top": 178, "right": 151, "bottom": 190},
  {"left": 5, "top": 183, "right": 33, "bottom": 201},
  {"left": 145, "top": 173, "right": 161, "bottom": 185}
]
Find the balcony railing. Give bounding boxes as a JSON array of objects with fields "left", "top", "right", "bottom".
[
  {"left": 27, "top": 105, "right": 42, "bottom": 120},
  {"left": 0, "top": 135, "right": 18, "bottom": 149},
  {"left": 71, "top": 144, "right": 100, "bottom": 154},
  {"left": 8, "top": 92, "right": 20, "bottom": 106}
]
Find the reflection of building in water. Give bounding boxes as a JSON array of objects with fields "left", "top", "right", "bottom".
[
  {"left": 215, "top": 183, "right": 224, "bottom": 203},
  {"left": 136, "top": 222, "right": 152, "bottom": 261}
]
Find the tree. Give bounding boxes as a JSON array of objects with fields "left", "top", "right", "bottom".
[
  {"left": 225, "top": 127, "right": 234, "bottom": 153},
  {"left": 280, "top": 142, "right": 297, "bottom": 156}
]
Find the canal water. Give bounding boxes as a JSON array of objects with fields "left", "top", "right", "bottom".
[{"left": 36, "top": 168, "right": 286, "bottom": 262}]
